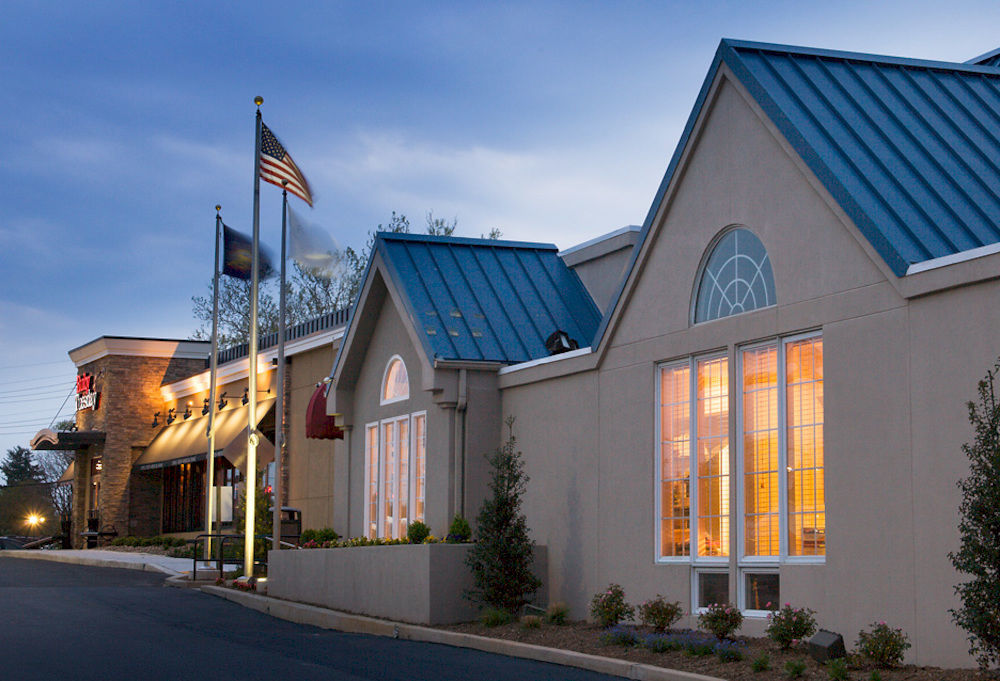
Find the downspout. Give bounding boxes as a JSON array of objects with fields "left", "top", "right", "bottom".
[{"left": 455, "top": 369, "right": 468, "bottom": 519}]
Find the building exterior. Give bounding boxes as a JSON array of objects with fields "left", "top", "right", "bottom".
[
  {"left": 325, "top": 41, "right": 1000, "bottom": 667},
  {"left": 33, "top": 312, "right": 347, "bottom": 547}
]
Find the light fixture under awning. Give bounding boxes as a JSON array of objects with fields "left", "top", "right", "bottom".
[{"left": 134, "top": 398, "right": 276, "bottom": 471}]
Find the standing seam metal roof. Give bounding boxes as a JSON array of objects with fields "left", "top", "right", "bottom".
[{"left": 376, "top": 233, "right": 601, "bottom": 364}]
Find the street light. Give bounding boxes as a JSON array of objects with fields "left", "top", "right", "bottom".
[{"left": 25, "top": 513, "right": 44, "bottom": 538}]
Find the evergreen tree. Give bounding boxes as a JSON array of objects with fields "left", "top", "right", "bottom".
[
  {"left": 465, "top": 417, "right": 541, "bottom": 613},
  {"left": 950, "top": 359, "right": 1000, "bottom": 669},
  {"left": 1, "top": 446, "right": 43, "bottom": 486}
]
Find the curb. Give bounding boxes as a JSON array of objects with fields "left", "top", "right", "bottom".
[
  {"left": 0, "top": 550, "right": 179, "bottom": 576},
  {"left": 200, "top": 586, "right": 722, "bottom": 681}
]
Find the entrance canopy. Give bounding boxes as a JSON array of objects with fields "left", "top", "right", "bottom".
[
  {"left": 134, "top": 399, "right": 275, "bottom": 472},
  {"left": 29, "top": 429, "right": 105, "bottom": 451}
]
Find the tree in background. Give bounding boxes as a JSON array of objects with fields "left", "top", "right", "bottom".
[
  {"left": 465, "top": 416, "right": 541, "bottom": 613},
  {"left": 950, "top": 359, "right": 1000, "bottom": 669},
  {"left": 32, "top": 420, "right": 75, "bottom": 520},
  {"left": 191, "top": 277, "right": 280, "bottom": 348},
  {"left": 1, "top": 446, "right": 43, "bottom": 486}
]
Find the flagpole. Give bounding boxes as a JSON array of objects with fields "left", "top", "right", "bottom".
[
  {"left": 204, "top": 205, "right": 222, "bottom": 560},
  {"left": 273, "top": 184, "right": 288, "bottom": 553},
  {"left": 244, "top": 97, "right": 264, "bottom": 578}
]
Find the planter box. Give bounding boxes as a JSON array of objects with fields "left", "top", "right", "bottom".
[{"left": 268, "top": 543, "right": 547, "bottom": 625}]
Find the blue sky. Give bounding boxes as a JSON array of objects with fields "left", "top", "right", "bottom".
[{"left": 1, "top": 0, "right": 998, "bottom": 456}]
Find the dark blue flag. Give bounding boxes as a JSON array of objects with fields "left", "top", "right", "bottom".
[{"left": 222, "top": 223, "right": 274, "bottom": 279}]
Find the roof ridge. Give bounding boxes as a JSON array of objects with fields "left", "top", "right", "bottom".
[
  {"left": 722, "top": 38, "right": 1000, "bottom": 76},
  {"left": 376, "top": 231, "right": 557, "bottom": 250}
]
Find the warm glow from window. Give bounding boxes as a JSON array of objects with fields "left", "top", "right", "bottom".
[
  {"left": 742, "top": 346, "right": 780, "bottom": 557},
  {"left": 786, "top": 337, "right": 824, "bottom": 556},
  {"left": 414, "top": 413, "right": 426, "bottom": 523},
  {"left": 659, "top": 364, "right": 690, "bottom": 557},
  {"left": 382, "top": 357, "right": 409, "bottom": 403},
  {"left": 697, "top": 357, "right": 729, "bottom": 557},
  {"left": 366, "top": 425, "right": 378, "bottom": 539}
]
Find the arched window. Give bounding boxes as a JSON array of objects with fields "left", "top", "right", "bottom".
[
  {"left": 381, "top": 356, "right": 409, "bottom": 404},
  {"left": 693, "top": 228, "right": 775, "bottom": 324}
]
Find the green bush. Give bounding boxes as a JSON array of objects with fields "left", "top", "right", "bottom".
[
  {"left": 300, "top": 528, "right": 317, "bottom": 543},
  {"left": 766, "top": 603, "right": 817, "bottom": 649},
  {"left": 827, "top": 657, "right": 849, "bottom": 680},
  {"left": 406, "top": 520, "right": 431, "bottom": 544},
  {"left": 546, "top": 601, "right": 569, "bottom": 625},
  {"left": 950, "top": 359, "right": 1000, "bottom": 669},
  {"left": 465, "top": 417, "right": 541, "bottom": 613},
  {"left": 697, "top": 602, "right": 743, "bottom": 640},
  {"left": 590, "top": 584, "right": 635, "bottom": 627},
  {"left": 855, "top": 622, "right": 910, "bottom": 668},
  {"left": 751, "top": 652, "right": 771, "bottom": 672},
  {"left": 784, "top": 659, "right": 807, "bottom": 678},
  {"left": 447, "top": 515, "right": 472, "bottom": 543},
  {"left": 480, "top": 607, "right": 514, "bottom": 627},
  {"left": 638, "top": 595, "right": 683, "bottom": 632}
]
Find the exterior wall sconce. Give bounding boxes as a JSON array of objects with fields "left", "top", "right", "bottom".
[
  {"left": 151, "top": 412, "right": 160, "bottom": 428},
  {"left": 183, "top": 403, "right": 193, "bottom": 420},
  {"left": 242, "top": 388, "right": 249, "bottom": 405},
  {"left": 166, "top": 408, "right": 176, "bottom": 425},
  {"left": 218, "top": 392, "right": 228, "bottom": 410},
  {"left": 202, "top": 398, "right": 211, "bottom": 416}
]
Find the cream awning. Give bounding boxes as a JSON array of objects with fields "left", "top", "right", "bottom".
[
  {"left": 57, "top": 461, "right": 75, "bottom": 483},
  {"left": 134, "top": 399, "right": 275, "bottom": 471}
]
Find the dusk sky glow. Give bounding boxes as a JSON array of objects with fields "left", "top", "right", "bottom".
[{"left": 2, "top": 1, "right": 998, "bottom": 459}]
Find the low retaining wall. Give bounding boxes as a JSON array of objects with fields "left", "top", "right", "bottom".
[{"left": 268, "top": 543, "right": 547, "bottom": 625}]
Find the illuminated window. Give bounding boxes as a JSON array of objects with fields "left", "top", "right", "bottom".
[
  {"left": 363, "top": 411, "right": 427, "bottom": 540},
  {"left": 740, "top": 334, "right": 824, "bottom": 560},
  {"left": 381, "top": 356, "right": 409, "bottom": 404},
  {"left": 657, "top": 355, "right": 730, "bottom": 561},
  {"left": 694, "top": 228, "right": 775, "bottom": 324}
]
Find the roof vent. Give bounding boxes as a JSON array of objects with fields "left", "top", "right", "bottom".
[{"left": 545, "top": 330, "right": 579, "bottom": 356}]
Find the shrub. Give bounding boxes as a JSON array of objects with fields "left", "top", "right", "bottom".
[
  {"left": 465, "top": 417, "right": 541, "bottom": 612},
  {"left": 766, "top": 603, "right": 817, "bottom": 649},
  {"left": 480, "top": 607, "right": 514, "bottom": 627},
  {"left": 870, "top": 672, "right": 883, "bottom": 681},
  {"left": 406, "top": 521, "right": 430, "bottom": 544},
  {"left": 950, "top": 359, "right": 1000, "bottom": 669},
  {"left": 315, "top": 527, "right": 339, "bottom": 542},
  {"left": 447, "top": 515, "right": 472, "bottom": 543},
  {"left": 697, "top": 602, "right": 743, "bottom": 640},
  {"left": 422, "top": 534, "right": 439, "bottom": 544},
  {"left": 590, "top": 584, "right": 635, "bottom": 627},
  {"left": 828, "top": 657, "right": 849, "bottom": 681},
  {"left": 520, "top": 615, "right": 542, "bottom": 629},
  {"left": 855, "top": 621, "right": 910, "bottom": 668},
  {"left": 600, "top": 625, "right": 641, "bottom": 647},
  {"left": 751, "top": 652, "right": 771, "bottom": 672},
  {"left": 546, "top": 602, "right": 569, "bottom": 625},
  {"left": 714, "top": 639, "right": 745, "bottom": 662},
  {"left": 300, "top": 528, "right": 317, "bottom": 543},
  {"left": 638, "top": 595, "right": 683, "bottom": 632},
  {"left": 784, "top": 659, "right": 807, "bottom": 679}
]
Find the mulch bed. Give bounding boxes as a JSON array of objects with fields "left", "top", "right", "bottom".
[{"left": 439, "top": 620, "right": 990, "bottom": 681}]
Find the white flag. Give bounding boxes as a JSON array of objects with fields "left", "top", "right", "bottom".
[{"left": 287, "top": 205, "right": 340, "bottom": 277}]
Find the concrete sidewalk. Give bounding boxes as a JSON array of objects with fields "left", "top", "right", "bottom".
[{"left": 0, "top": 548, "right": 231, "bottom": 578}]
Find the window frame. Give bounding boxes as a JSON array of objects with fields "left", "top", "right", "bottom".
[
  {"left": 691, "top": 567, "right": 730, "bottom": 613},
  {"left": 654, "top": 351, "right": 730, "bottom": 566},
  {"left": 739, "top": 569, "right": 780, "bottom": 617},
  {"left": 363, "top": 411, "right": 427, "bottom": 540},
  {"left": 736, "top": 330, "right": 825, "bottom": 569},
  {"left": 690, "top": 226, "right": 776, "bottom": 326},
  {"left": 380, "top": 355, "right": 410, "bottom": 405}
]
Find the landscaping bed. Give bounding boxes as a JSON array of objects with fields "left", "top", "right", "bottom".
[{"left": 438, "top": 620, "right": 989, "bottom": 681}]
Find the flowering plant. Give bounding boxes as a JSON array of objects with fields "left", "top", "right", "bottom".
[
  {"left": 856, "top": 621, "right": 911, "bottom": 667},
  {"left": 765, "top": 602, "right": 817, "bottom": 649},
  {"left": 590, "top": 583, "right": 635, "bottom": 627},
  {"left": 698, "top": 602, "right": 743, "bottom": 640},
  {"left": 638, "top": 595, "right": 683, "bottom": 632}
]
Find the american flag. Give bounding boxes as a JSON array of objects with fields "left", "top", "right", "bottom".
[{"left": 259, "top": 122, "right": 313, "bottom": 206}]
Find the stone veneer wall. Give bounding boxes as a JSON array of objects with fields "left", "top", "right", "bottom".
[{"left": 72, "top": 353, "right": 205, "bottom": 545}]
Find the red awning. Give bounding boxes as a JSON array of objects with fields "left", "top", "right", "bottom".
[{"left": 306, "top": 383, "right": 343, "bottom": 440}]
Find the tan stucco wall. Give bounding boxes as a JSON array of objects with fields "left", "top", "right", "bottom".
[
  {"left": 286, "top": 343, "right": 339, "bottom": 531},
  {"left": 499, "top": 73, "right": 995, "bottom": 667}
]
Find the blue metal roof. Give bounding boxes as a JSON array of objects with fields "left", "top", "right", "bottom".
[
  {"left": 723, "top": 40, "right": 1000, "bottom": 276},
  {"left": 376, "top": 233, "right": 601, "bottom": 363},
  {"left": 592, "top": 39, "right": 1000, "bottom": 350}
]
